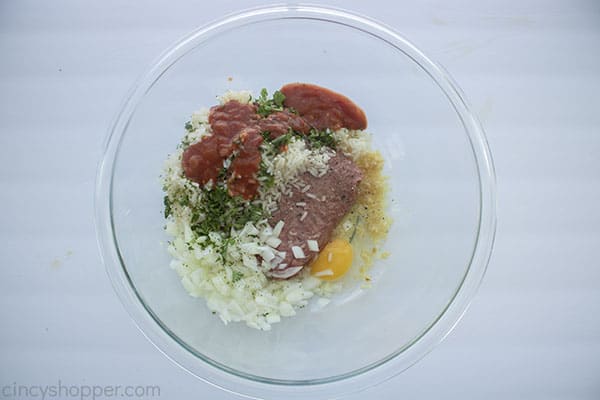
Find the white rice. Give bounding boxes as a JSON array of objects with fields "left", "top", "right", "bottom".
[{"left": 218, "top": 90, "right": 252, "bottom": 105}]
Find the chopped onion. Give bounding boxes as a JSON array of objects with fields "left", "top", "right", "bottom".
[
  {"left": 307, "top": 240, "right": 319, "bottom": 252},
  {"left": 266, "top": 237, "right": 282, "bottom": 248},
  {"left": 273, "top": 220, "right": 285, "bottom": 237},
  {"left": 261, "top": 248, "right": 275, "bottom": 262},
  {"left": 291, "top": 246, "right": 306, "bottom": 259}
]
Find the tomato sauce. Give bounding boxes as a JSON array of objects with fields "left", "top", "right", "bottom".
[
  {"left": 228, "top": 128, "right": 263, "bottom": 199},
  {"left": 281, "top": 83, "right": 367, "bottom": 130}
]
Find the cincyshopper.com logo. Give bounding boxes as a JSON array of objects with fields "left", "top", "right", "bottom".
[{"left": 1, "top": 380, "right": 160, "bottom": 400}]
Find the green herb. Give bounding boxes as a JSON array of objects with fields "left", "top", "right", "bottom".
[
  {"left": 218, "top": 237, "right": 235, "bottom": 262},
  {"left": 163, "top": 196, "right": 172, "bottom": 218},
  {"left": 258, "top": 161, "right": 275, "bottom": 189},
  {"left": 265, "top": 125, "right": 337, "bottom": 150},
  {"left": 255, "top": 88, "right": 286, "bottom": 117},
  {"left": 306, "top": 128, "right": 337, "bottom": 149},
  {"left": 232, "top": 271, "right": 244, "bottom": 282},
  {"left": 177, "top": 193, "right": 190, "bottom": 207},
  {"left": 185, "top": 121, "right": 194, "bottom": 132},
  {"left": 217, "top": 166, "right": 228, "bottom": 181},
  {"left": 270, "top": 132, "right": 292, "bottom": 147},
  {"left": 272, "top": 90, "right": 285, "bottom": 108},
  {"left": 190, "top": 185, "right": 265, "bottom": 237},
  {"left": 308, "top": 128, "right": 337, "bottom": 148},
  {"left": 178, "top": 138, "right": 189, "bottom": 149},
  {"left": 261, "top": 129, "right": 291, "bottom": 154},
  {"left": 261, "top": 131, "right": 272, "bottom": 141}
]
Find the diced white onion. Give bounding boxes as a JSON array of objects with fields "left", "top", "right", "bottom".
[
  {"left": 239, "top": 242, "right": 262, "bottom": 255},
  {"left": 291, "top": 246, "right": 306, "bottom": 259},
  {"left": 307, "top": 240, "right": 319, "bottom": 252},
  {"left": 266, "top": 237, "right": 282, "bottom": 248},
  {"left": 273, "top": 220, "right": 285, "bottom": 237},
  {"left": 269, "top": 255, "right": 284, "bottom": 270},
  {"left": 261, "top": 248, "right": 275, "bottom": 262}
]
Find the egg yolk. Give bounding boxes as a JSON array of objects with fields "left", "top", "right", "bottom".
[{"left": 310, "top": 239, "right": 353, "bottom": 280}]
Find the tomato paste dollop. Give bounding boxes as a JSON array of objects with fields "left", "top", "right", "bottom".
[{"left": 281, "top": 83, "right": 367, "bottom": 131}]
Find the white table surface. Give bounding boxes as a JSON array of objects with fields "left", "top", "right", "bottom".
[{"left": 1, "top": 1, "right": 599, "bottom": 399}]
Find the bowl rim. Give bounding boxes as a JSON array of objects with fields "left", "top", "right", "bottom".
[{"left": 95, "top": 4, "right": 497, "bottom": 399}]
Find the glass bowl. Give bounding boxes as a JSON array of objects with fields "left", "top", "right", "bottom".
[{"left": 95, "top": 5, "right": 496, "bottom": 399}]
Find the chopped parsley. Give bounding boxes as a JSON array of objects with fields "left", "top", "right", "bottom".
[
  {"left": 261, "top": 131, "right": 271, "bottom": 141},
  {"left": 184, "top": 121, "right": 194, "bottom": 132},
  {"left": 265, "top": 127, "right": 337, "bottom": 150},
  {"left": 258, "top": 161, "right": 275, "bottom": 189},
  {"left": 261, "top": 123, "right": 336, "bottom": 151},
  {"left": 306, "top": 128, "right": 337, "bottom": 149},
  {"left": 163, "top": 196, "right": 172, "bottom": 218},
  {"left": 217, "top": 166, "right": 228, "bottom": 181},
  {"left": 218, "top": 237, "right": 235, "bottom": 263},
  {"left": 189, "top": 185, "right": 265, "bottom": 237},
  {"left": 255, "top": 88, "right": 286, "bottom": 117},
  {"left": 231, "top": 271, "right": 244, "bottom": 283},
  {"left": 261, "top": 130, "right": 292, "bottom": 151}
]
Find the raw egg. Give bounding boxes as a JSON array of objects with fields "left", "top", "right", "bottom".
[{"left": 310, "top": 239, "right": 353, "bottom": 280}]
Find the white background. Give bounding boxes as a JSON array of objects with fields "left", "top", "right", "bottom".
[{"left": 1, "top": 1, "right": 599, "bottom": 399}]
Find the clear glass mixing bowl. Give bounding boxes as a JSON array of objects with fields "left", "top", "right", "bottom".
[{"left": 95, "top": 5, "right": 496, "bottom": 399}]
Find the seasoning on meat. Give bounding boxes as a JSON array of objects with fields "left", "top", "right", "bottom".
[
  {"left": 280, "top": 83, "right": 368, "bottom": 131},
  {"left": 267, "top": 154, "right": 363, "bottom": 279}
]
